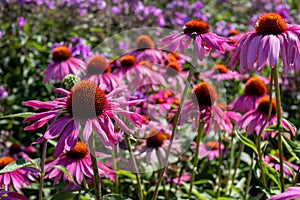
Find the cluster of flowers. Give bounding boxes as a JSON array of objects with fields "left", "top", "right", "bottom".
[{"left": 1, "top": 10, "right": 300, "bottom": 199}]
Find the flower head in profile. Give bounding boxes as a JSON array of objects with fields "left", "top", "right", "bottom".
[
  {"left": 134, "top": 122, "right": 182, "bottom": 168},
  {"left": 237, "top": 96, "right": 296, "bottom": 138},
  {"left": 125, "top": 34, "right": 167, "bottom": 65},
  {"left": 23, "top": 80, "right": 149, "bottom": 157},
  {"left": 81, "top": 54, "right": 120, "bottom": 92},
  {"left": 230, "top": 13, "right": 300, "bottom": 76},
  {"left": 201, "top": 64, "right": 246, "bottom": 81},
  {"left": 159, "top": 19, "right": 228, "bottom": 60},
  {"left": 264, "top": 154, "right": 298, "bottom": 178},
  {"left": 46, "top": 142, "right": 113, "bottom": 185},
  {"left": 181, "top": 82, "right": 232, "bottom": 134},
  {"left": 0, "top": 156, "right": 33, "bottom": 192},
  {"left": 112, "top": 55, "right": 166, "bottom": 88},
  {"left": 195, "top": 141, "right": 224, "bottom": 161},
  {"left": 228, "top": 77, "right": 267, "bottom": 113},
  {"left": 43, "top": 45, "right": 86, "bottom": 82}
]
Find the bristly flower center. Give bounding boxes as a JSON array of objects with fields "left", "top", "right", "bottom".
[
  {"left": 87, "top": 55, "right": 111, "bottom": 75},
  {"left": 167, "top": 61, "right": 182, "bottom": 73},
  {"left": 0, "top": 156, "right": 15, "bottom": 170},
  {"left": 136, "top": 35, "right": 154, "bottom": 49},
  {"left": 183, "top": 20, "right": 210, "bottom": 35},
  {"left": 192, "top": 82, "right": 218, "bottom": 106},
  {"left": 66, "top": 80, "right": 107, "bottom": 119},
  {"left": 66, "top": 142, "right": 89, "bottom": 160},
  {"left": 255, "top": 13, "right": 287, "bottom": 35},
  {"left": 9, "top": 143, "right": 21, "bottom": 154},
  {"left": 52, "top": 46, "right": 72, "bottom": 62},
  {"left": 146, "top": 129, "right": 170, "bottom": 148},
  {"left": 257, "top": 96, "right": 277, "bottom": 115},
  {"left": 205, "top": 141, "right": 218, "bottom": 150},
  {"left": 120, "top": 55, "right": 136, "bottom": 67},
  {"left": 214, "top": 64, "right": 228, "bottom": 74},
  {"left": 244, "top": 77, "right": 267, "bottom": 96}
]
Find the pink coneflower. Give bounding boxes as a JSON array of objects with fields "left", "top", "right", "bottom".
[
  {"left": 134, "top": 122, "right": 182, "bottom": 168},
  {"left": 229, "top": 13, "right": 300, "bottom": 75},
  {"left": 23, "top": 80, "right": 149, "bottom": 157},
  {"left": 112, "top": 55, "right": 166, "bottom": 88},
  {"left": 201, "top": 64, "right": 246, "bottom": 81},
  {"left": 269, "top": 187, "right": 300, "bottom": 200},
  {"left": 43, "top": 46, "right": 86, "bottom": 82},
  {"left": 46, "top": 142, "right": 113, "bottom": 185},
  {"left": 166, "top": 165, "right": 190, "bottom": 185},
  {"left": 6, "top": 142, "right": 36, "bottom": 161},
  {"left": 148, "top": 89, "right": 179, "bottom": 113},
  {"left": 81, "top": 54, "right": 120, "bottom": 92},
  {"left": 0, "top": 156, "right": 32, "bottom": 192},
  {"left": 264, "top": 154, "right": 298, "bottom": 178},
  {"left": 228, "top": 77, "right": 267, "bottom": 113},
  {"left": 237, "top": 96, "right": 296, "bottom": 138},
  {"left": 181, "top": 82, "right": 232, "bottom": 134},
  {"left": 159, "top": 19, "right": 228, "bottom": 60},
  {"left": 196, "top": 141, "right": 224, "bottom": 161},
  {"left": 125, "top": 35, "right": 167, "bottom": 65},
  {"left": 0, "top": 190, "right": 28, "bottom": 200}
]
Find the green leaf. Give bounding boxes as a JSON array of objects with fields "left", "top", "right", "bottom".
[
  {"left": 282, "top": 135, "right": 300, "bottom": 161},
  {"left": 235, "top": 131, "right": 258, "bottom": 155},
  {"left": 0, "top": 112, "right": 34, "bottom": 119},
  {"left": 181, "top": 182, "right": 208, "bottom": 200},
  {"left": 50, "top": 165, "right": 76, "bottom": 184},
  {"left": 116, "top": 170, "right": 136, "bottom": 179},
  {"left": 0, "top": 159, "right": 39, "bottom": 173},
  {"left": 262, "top": 162, "right": 281, "bottom": 191},
  {"left": 102, "top": 194, "right": 132, "bottom": 200},
  {"left": 265, "top": 125, "right": 292, "bottom": 134}
]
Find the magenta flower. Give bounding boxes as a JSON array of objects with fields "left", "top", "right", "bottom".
[
  {"left": 112, "top": 55, "right": 166, "bottom": 87},
  {"left": 228, "top": 77, "right": 267, "bottom": 113},
  {"left": 23, "top": 80, "right": 149, "bottom": 157},
  {"left": 134, "top": 121, "right": 182, "bottom": 167},
  {"left": 124, "top": 34, "right": 167, "bottom": 65},
  {"left": 181, "top": 82, "right": 233, "bottom": 135},
  {"left": 46, "top": 142, "right": 113, "bottom": 185},
  {"left": 269, "top": 187, "right": 300, "bottom": 200},
  {"left": 43, "top": 46, "right": 86, "bottom": 82},
  {"left": 166, "top": 165, "right": 190, "bottom": 185},
  {"left": 159, "top": 19, "right": 228, "bottom": 60},
  {"left": 6, "top": 142, "right": 36, "bottom": 161},
  {"left": 81, "top": 54, "right": 120, "bottom": 92},
  {"left": 264, "top": 154, "right": 298, "bottom": 178},
  {"left": 0, "top": 156, "right": 33, "bottom": 192},
  {"left": 196, "top": 141, "right": 224, "bottom": 161},
  {"left": 200, "top": 64, "right": 246, "bottom": 81},
  {"left": 0, "top": 190, "right": 28, "bottom": 200},
  {"left": 237, "top": 96, "right": 296, "bottom": 138},
  {"left": 229, "top": 13, "right": 300, "bottom": 75}
]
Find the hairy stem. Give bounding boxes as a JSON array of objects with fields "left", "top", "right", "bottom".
[
  {"left": 88, "top": 135, "right": 102, "bottom": 200},
  {"left": 188, "top": 122, "right": 203, "bottom": 199},
  {"left": 273, "top": 65, "right": 284, "bottom": 192},
  {"left": 125, "top": 134, "right": 143, "bottom": 200},
  {"left": 38, "top": 141, "right": 47, "bottom": 200}
]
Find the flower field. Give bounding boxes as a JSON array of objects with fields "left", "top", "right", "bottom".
[{"left": 1, "top": 0, "right": 300, "bottom": 199}]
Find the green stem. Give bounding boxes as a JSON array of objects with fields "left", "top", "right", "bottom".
[
  {"left": 227, "top": 134, "right": 234, "bottom": 195},
  {"left": 244, "top": 154, "right": 254, "bottom": 200},
  {"left": 112, "top": 147, "right": 119, "bottom": 194},
  {"left": 124, "top": 134, "right": 143, "bottom": 200},
  {"left": 152, "top": 58, "right": 195, "bottom": 200},
  {"left": 82, "top": 176, "right": 89, "bottom": 191},
  {"left": 38, "top": 141, "right": 47, "bottom": 200},
  {"left": 293, "top": 165, "right": 300, "bottom": 186},
  {"left": 256, "top": 70, "right": 274, "bottom": 189},
  {"left": 88, "top": 135, "right": 102, "bottom": 200},
  {"left": 188, "top": 122, "right": 203, "bottom": 199},
  {"left": 273, "top": 65, "right": 285, "bottom": 192},
  {"left": 217, "top": 131, "right": 222, "bottom": 198},
  {"left": 230, "top": 142, "right": 245, "bottom": 195}
]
